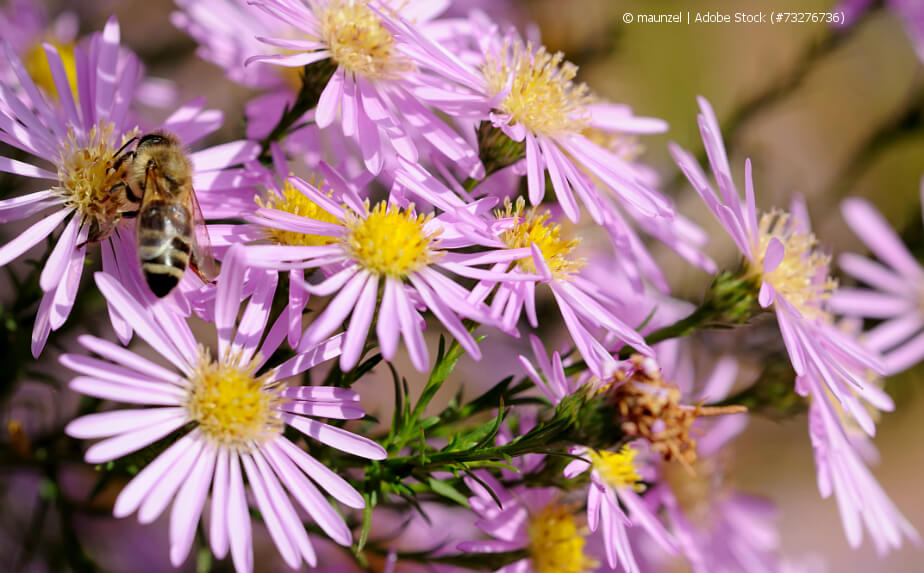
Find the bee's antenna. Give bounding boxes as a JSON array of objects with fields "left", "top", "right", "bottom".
[{"left": 112, "top": 135, "right": 138, "bottom": 159}]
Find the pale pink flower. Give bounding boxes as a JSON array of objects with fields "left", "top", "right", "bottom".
[{"left": 64, "top": 246, "right": 385, "bottom": 572}]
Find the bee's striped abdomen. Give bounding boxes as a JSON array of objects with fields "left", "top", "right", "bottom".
[{"left": 137, "top": 200, "right": 192, "bottom": 297}]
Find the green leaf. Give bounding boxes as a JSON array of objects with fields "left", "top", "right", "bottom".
[{"left": 427, "top": 477, "right": 470, "bottom": 507}]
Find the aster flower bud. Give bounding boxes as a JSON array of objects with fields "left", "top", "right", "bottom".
[{"left": 475, "top": 120, "right": 527, "bottom": 178}]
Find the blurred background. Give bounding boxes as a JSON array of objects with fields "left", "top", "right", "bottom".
[{"left": 2, "top": 0, "right": 923, "bottom": 571}]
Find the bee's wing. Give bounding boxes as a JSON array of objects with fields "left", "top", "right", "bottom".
[{"left": 188, "top": 187, "right": 219, "bottom": 282}]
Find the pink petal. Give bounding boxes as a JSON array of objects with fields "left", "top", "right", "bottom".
[
  {"left": 94, "top": 273, "right": 189, "bottom": 372},
  {"left": 138, "top": 436, "right": 206, "bottom": 523},
  {"left": 340, "top": 274, "right": 378, "bottom": 370},
  {"left": 70, "top": 376, "right": 184, "bottom": 405},
  {"left": 210, "top": 448, "right": 231, "bottom": 558},
  {"left": 274, "top": 438, "right": 365, "bottom": 509},
  {"left": 283, "top": 414, "right": 386, "bottom": 459},
  {"left": 169, "top": 443, "right": 217, "bottom": 566},
  {"left": 84, "top": 414, "right": 188, "bottom": 464},
  {"left": 240, "top": 453, "right": 301, "bottom": 568},
  {"left": 0, "top": 208, "right": 71, "bottom": 266},
  {"left": 66, "top": 407, "right": 185, "bottom": 438},
  {"left": 252, "top": 450, "right": 321, "bottom": 566},
  {"left": 227, "top": 453, "right": 254, "bottom": 573},
  {"left": 76, "top": 334, "right": 181, "bottom": 383},
  {"left": 300, "top": 271, "right": 368, "bottom": 350},
  {"left": 376, "top": 277, "right": 401, "bottom": 359},
  {"left": 316, "top": 67, "right": 344, "bottom": 129}
]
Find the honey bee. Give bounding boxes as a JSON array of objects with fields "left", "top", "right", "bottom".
[{"left": 93, "top": 131, "right": 218, "bottom": 297}]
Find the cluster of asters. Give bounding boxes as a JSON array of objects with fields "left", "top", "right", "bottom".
[{"left": 0, "top": 1, "right": 920, "bottom": 572}]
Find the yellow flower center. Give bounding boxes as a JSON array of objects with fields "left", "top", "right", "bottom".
[
  {"left": 345, "top": 201, "right": 435, "bottom": 277},
  {"left": 185, "top": 350, "right": 284, "bottom": 450},
  {"left": 256, "top": 180, "right": 340, "bottom": 246},
  {"left": 56, "top": 122, "right": 138, "bottom": 232},
  {"left": 587, "top": 445, "right": 645, "bottom": 491},
  {"left": 23, "top": 39, "right": 78, "bottom": 101},
  {"left": 527, "top": 503, "right": 597, "bottom": 573},
  {"left": 484, "top": 42, "right": 591, "bottom": 136},
  {"left": 753, "top": 210, "right": 837, "bottom": 320},
  {"left": 499, "top": 198, "right": 584, "bottom": 278},
  {"left": 318, "top": 0, "right": 408, "bottom": 78}
]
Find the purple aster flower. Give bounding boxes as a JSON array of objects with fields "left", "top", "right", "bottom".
[
  {"left": 835, "top": 0, "right": 924, "bottom": 62},
  {"left": 452, "top": 195, "right": 653, "bottom": 378},
  {"left": 669, "top": 97, "right": 891, "bottom": 438},
  {"left": 63, "top": 246, "right": 385, "bottom": 573},
  {"left": 0, "top": 17, "right": 258, "bottom": 355},
  {"left": 389, "top": 14, "right": 673, "bottom": 224},
  {"left": 671, "top": 96, "right": 917, "bottom": 553},
  {"left": 245, "top": 0, "right": 480, "bottom": 176},
  {"left": 829, "top": 184, "right": 924, "bottom": 374},
  {"left": 242, "top": 172, "right": 529, "bottom": 372},
  {"left": 459, "top": 471, "right": 601, "bottom": 573}
]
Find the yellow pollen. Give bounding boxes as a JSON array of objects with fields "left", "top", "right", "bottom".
[
  {"left": 318, "top": 0, "right": 408, "bottom": 78},
  {"left": 185, "top": 349, "right": 284, "bottom": 450},
  {"left": 23, "top": 39, "right": 78, "bottom": 101},
  {"left": 256, "top": 180, "right": 340, "bottom": 246},
  {"left": 499, "top": 197, "right": 584, "bottom": 278},
  {"left": 587, "top": 445, "right": 645, "bottom": 492},
  {"left": 484, "top": 42, "right": 591, "bottom": 136},
  {"left": 344, "top": 201, "right": 436, "bottom": 277},
  {"left": 527, "top": 503, "right": 597, "bottom": 573},
  {"left": 753, "top": 210, "right": 837, "bottom": 319},
  {"left": 56, "top": 122, "right": 138, "bottom": 235}
]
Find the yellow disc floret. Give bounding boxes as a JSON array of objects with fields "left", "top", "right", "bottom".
[
  {"left": 587, "top": 445, "right": 645, "bottom": 492},
  {"left": 257, "top": 180, "right": 340, "bottom": 246},
  {"left": 318, "top": 0, "right": 409, "bottom": 79},
  {"left": 56, "top": 122, "right": 138, "bottom": 229},
  {"left": 527, "top": 503, "right": 597, "bottom": 573},
  {"left": 185, "top": 349, "right": 284, "bottom": 450},
  {"left": 23, "top": 39, "right": 78, "bottom": 101},
  {"left": 499, "top": 198, "right": 584, "bottom": 278},
  {"left": 345, "top": 201, "right": 436, "bottom": 277},
  {"left": 753, "top": 209, "right": 837, "bottom": 320},
  {"left": 484, "top": 42, "right": 591, "bottom": 136}
]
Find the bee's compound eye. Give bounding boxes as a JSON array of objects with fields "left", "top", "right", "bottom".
[{"left": 138, "top": 134, "right": 166, "bottom": 149}]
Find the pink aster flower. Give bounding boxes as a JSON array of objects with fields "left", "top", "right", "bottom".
[
  {"left": 829, "top": 184, "right": 924, "bottom": 374},
  {"left": 63, "top": 246, "right": 385, "bottom": 573},
  {"left": 459, "top": 472, "right": 602, "bottom": 573},
  {"left": 669, "top": 97, "right": 891, "bottom": 438},
  {"left": 0, "top": 16, "right": 258, "bottom": 355},
  {"left": 242, "top": 172, "right": 530, "bottom": 372},
  {"left": 245, "top": 0, "right": 480, "bottom": 176},
  {"left": 388, "top": 14, "right": 673, "bottom": 224}
]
